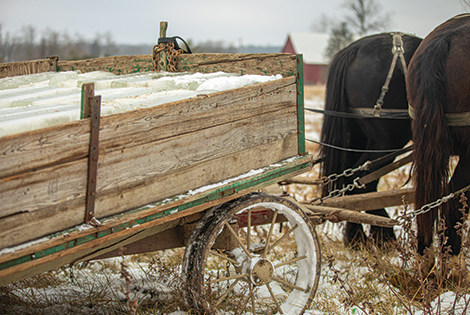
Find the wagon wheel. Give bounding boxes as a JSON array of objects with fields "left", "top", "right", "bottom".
[{"left": 182, "top": 192, "right": 321, "bottom": 314}]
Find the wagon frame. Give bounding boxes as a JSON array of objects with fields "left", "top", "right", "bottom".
[{"left": 0, "top": 21, "right": 328, "bottom": 313}]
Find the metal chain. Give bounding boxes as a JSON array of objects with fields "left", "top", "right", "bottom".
[
  {"left": 311, "top": 161, "right": 371, "bottom": 203},
  {"left": 152, "top": 42, "right": 183, "bottom": 72},
  {"left": 404, "top": 182, "right": 470, "bottom": 220},
  {"left": 320, "top": 177, "right": 367, "bottom": 201},
  {"left": 319, "top": 160, "right": 371, "bottom": 187}
]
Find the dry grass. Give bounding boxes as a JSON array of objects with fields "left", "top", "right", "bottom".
[{"left": 1, "top": 85, "right": 470, "bottom": 314}]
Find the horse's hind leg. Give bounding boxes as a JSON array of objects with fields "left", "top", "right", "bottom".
[
  {"left": 343, "top": 180, "right": 396, "bottom": 248},
  {"left": 344, "top": 222, "right": 367, "bottom": 248},
  {"left": 445, "top": 155, "right": 470, "bottom": 257},
  {"left": 368, "top": 208, "right": 397, "bottom": 246},
  {"left": 436, "top": 154, "right": 470, "bottom": 284}
]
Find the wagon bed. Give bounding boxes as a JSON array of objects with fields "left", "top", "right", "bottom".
[{"left": 0, "top": 48, "right": 314, "bottom": 289}]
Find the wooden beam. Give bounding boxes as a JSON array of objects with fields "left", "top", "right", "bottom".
[
  {"left": 303, "top": 204, "right": 398, "bottom": 228},
  {"left": 313, "top": 188, "right": 414, "bottom": 211},
  {"left": 0, "top": 59, "right": 56, "bottom": 79}
]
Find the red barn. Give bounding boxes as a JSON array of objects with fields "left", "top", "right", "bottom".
[{"left": 282, "top": 33, "right": 329, "bottom": 85}]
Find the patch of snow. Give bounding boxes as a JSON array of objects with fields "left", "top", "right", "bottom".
[{"left": 0, "top": 71, "right": 282, "bottom": 137}]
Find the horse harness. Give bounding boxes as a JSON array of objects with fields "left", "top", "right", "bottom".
[
  {"left": 349, "top": 32, "right": 410, "bottom": 118},
  {"left": 408, "top": 106, "right": 470, "bottom": 127}
]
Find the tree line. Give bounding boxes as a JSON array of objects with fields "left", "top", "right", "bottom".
[
  {"left": 0, "top": 24, "right": 244, "bottom": 64},
  {"left": 0, "top": 25, "right": 122, "bottom": 63}
]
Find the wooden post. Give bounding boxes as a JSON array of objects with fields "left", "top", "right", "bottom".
[
  {"left": 47, "top": 56, "right": 59, "bottom": 72},
  {"left": 158, "top": 21, "right": 169, "bottom": 71},
  {"left": 80, "top": 83, "right": 94, "bottom": 119}
]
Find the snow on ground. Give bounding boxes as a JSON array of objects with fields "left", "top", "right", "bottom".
[{"left": 0, "top": 70, "right": 282, "bottom": 137}]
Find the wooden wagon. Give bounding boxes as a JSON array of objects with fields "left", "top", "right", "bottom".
[
  {"left": 0, "top": 21, "right": 419, "bottom": 313},
  {"left": 0, "top": 24, "right": 325, "bottom": 314}
]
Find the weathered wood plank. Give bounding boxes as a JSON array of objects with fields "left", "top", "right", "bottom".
[
  {"left": 0, "top": 155, "right": 312, "bottom": 285},
  {"left": 0, "top": 58, "right": 57, "bottom": 79},
  {"left": 3, "top": 53, "right": 297, "bottom": 78},
  {"left": 54, "top": 53, "right": 297, "bottom": 77},
  {"left": 317, "top": 188, "right": 414, "bottom": 211},
  {"left": 0, "top": 106, "right": 297, "bottom": 248},
  {"left": 57, "top": 55, "right": 154, "bottom": 75},
  {"left": 0, "top": 219, "right": 181, "bottom": 286},
  {"left": 303, "top": 204, "right": 398, "bottom": 228},
  {"left": 176, "top": 53, "right": 297, "bottom": 77},
  {"left": 0, "top": 77, "right": 296, "bottom": 179}
]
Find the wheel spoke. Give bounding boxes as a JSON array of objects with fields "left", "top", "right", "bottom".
[
  {"left": 272, "top": 275, "right": 308, "bottom": 292},
  {"left": 266, "top": 224, "right": 298, "bottom": 255},
  {"left": 225, "top": 222, "right": 252, "bottom": 258},
  {"left": 210, "top": 249, "right": 239, "bottom": 265},
  {"left": 209, "top": 272, "right": 249, "bottom": 284},
  {"left": 214, "top": 277, "right": 241, "bottom": 307},
  {"left": 262, "top": 209, "right": 278, "bottom": 258},
  {"left": 247, "top": 208, "right": 252, "bottom": 254},
  {"left": 266, "top": 283, "right": 283, "bottom": 314},
  {"left": 274, "top": 255, "right": 307, "bottom": 269}
]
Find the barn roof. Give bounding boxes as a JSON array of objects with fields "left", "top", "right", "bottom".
[{"left": 284, "top": 32, "right": 330, "bottom": 65}]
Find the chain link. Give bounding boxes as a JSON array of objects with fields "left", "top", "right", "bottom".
[
  {"left": 311, "top": 161, "right": 371, "bottom": 204},
  {"left": 412, "top": 193, "right": 455, "bottom": 217},
  {"left": 397, "top": 183, "right": 470, "bottom": 224},
  {"left": 152, "top": 42, "right": 183, "bottom": 72},
  {"left": 319, "top": 161, "right": 371, "bottom": 187},
  {"left": 320, "top": 177, "right": 367, "bottom": 201}
]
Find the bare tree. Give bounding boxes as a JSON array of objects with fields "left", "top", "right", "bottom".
[
  {"left": 101, "top": 31, "right": 118, "bottom": 57},
  {"left": 323, "top": 22, "right": 355, "bottom": 61},
  {"left": 343, "top": 0, "right": 390, "bottom": 36},
  {"left": 310, "top": 13, "right": 334, "bottom": 33},
  {"left": 0, "top": 24, "right": 17, "bottom": 63},
  {"left": 39, "top": 29, "right": 61, "bottom": 58},
  {"left": 192, "top": 40, "right": 238, "bottom": 53},
  {"left": 320, "top": 0, "right": 391, "bottom": 60}
]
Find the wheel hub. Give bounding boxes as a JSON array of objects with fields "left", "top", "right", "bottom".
[{"left": 250, "top": 258, "right": 274, "bottom": 286}]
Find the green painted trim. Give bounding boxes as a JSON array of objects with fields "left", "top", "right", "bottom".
[
  {"left": 0, "top": 156, "right": 312, "bottom": 272},
  {"left": 296, "top": 54, "right": 306, "bottom": 155},
  {"left": 80, "top": 84, "right": 86, "bottom": 119}
]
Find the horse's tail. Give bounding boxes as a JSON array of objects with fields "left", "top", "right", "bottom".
[
  {"left": 408, "top": 35, "right": 452, "bottom": 254},
  {"left": 320, "top": 45, "right": 359, "bottom": 196}
]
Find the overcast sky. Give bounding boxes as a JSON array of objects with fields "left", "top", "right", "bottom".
[{"left": 0, "top": 0, "right": 468, "bottom": 47}]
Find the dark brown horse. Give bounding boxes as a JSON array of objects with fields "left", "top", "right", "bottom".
[
  {"left": 320, "top": 32, "right": 422, "bottom": 247},
  {"left": 407, "top": 14, "right": 470, "bottom": 259}
]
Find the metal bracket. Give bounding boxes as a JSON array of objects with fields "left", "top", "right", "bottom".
[{"left": 81, "top": 83, "right": 101, "bottom": 226}]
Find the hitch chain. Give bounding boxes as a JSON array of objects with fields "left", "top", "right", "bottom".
[
  {"left": 394, "top": 182, "right": 470, "bottom": 227},
  {"left": 319, "top": 161, "right": 371, "bottom": 187},
  {"left": 405, "top": 182, "right": 470, "bottom": 219},
  {"left": 312, "top": 161, "right": 371, "bottom": 203},
  {"left": 411, "top": 194, "right": 455, "bottom": 218},
  {"left": 152, "top": 41, "right": 183, "bottom": 72}
]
